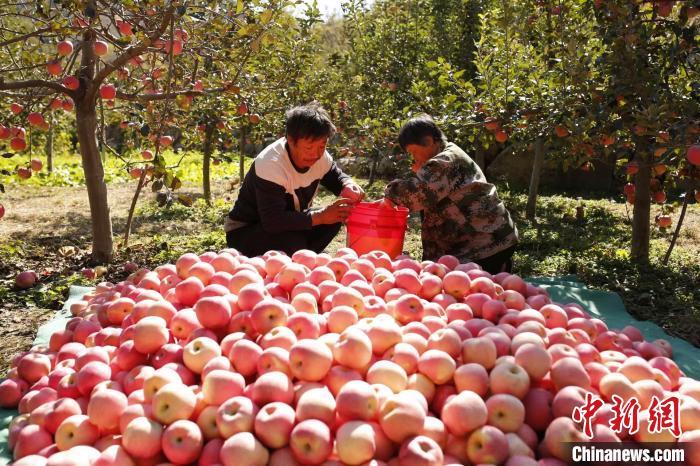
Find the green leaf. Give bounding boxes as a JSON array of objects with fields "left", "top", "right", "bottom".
[
  {"left": 236, "top": 0, "right": 245, "bottom": 14},
  {"left": 260, "top": 9, "right": 273, "bottom": 25}
]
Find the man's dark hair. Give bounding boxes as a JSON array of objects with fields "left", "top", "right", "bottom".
[
  {"left": 398, "top": 114, "right": 447, "bottom": 149},
  {"left": 285, "top": 102, "right": 336, "bottom": 141}
]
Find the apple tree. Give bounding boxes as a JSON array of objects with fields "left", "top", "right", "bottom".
[
  {"left": 590, "top": 0, "right": 699, "bottom": 263},
  {"left": 0, "top": 0, "right": 289, "bottom": 263}
]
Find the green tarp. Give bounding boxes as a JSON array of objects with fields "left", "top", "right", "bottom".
[
  {"left": 0, "top": 286, "right": 92, "bottom": 465},
  {"left": 528, "top": 275, "right": 700, "bottom": 380},
  {"left": 0, "top": 280, "right": 698, "bottom": 464}
]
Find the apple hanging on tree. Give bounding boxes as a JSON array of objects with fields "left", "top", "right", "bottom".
[
  {"left": 100, "top": 84, "right": 117, "bottom": 100},
  {"left": 63, "top": 76, "right": 80, "bottom": 90},
  {"left": 0, "top": 204, "right": 4, "bottom": 220},
  {"left": 46, "top": 60, "right": 62, "bottom": 76},
  {"left": 688, "top": 145, "right": 700, "bottom": 166},
  {"left": 94, "top": 40, "right": 109, "bottom": 56},
  {"left": 56, "top": 40, "right": 73, "bottom": 56},
  {"left": 10, "top": 138, "right": 27, "bottom": 151},
  {"left": 656, "top": 215, "right": 672, "bottom": 228},
  {"left": 27, "top": 113, "right": 45, "bottom": 127},
  {"left": 17, "top": 167, "right": 32, "bottom": 179}
]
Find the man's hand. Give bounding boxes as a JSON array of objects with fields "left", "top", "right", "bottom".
[
  {"left": 340, "top": 183, "right": 365, "bottom": 204},
  {"left": 311, "top": 198, "right": 354, "bottom": 225}
]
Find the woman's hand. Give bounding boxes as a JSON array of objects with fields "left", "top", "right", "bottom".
[{"left": 369, "top": 198, "right": 398, "bottom": 209}]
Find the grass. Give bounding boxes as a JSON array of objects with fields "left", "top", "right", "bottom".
[{"left": 0, "top": 148, "right": 249, "bottom": 187}]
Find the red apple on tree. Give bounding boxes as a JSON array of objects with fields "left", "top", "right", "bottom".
[
  {"left": 555, "top": 125, "right": 570, "bottom": 138},
  {"left": 46, "top": 60, "right": 62, "bottom": 76},
  {"left": 656, "top": 215, "right": 672, "bottom": 228},
  {"left": 10, "top": 103, "right": 23, "bottom": 114},
  {"left": 27, "top": 113, "right": 45, "bottom": 127},
  {"left": 57, "top": 40, "right": 73, "bottom": 56},
  {"left": 11, "top": 137, "right": 27, "bottom": 151},
  {"left": 117, "top": 20, "right": 134, "bottom": 36},
  {"left": 17, "top": 167, "right": 32, "bottom": 179},
  {"left": 94, "top": 40, "right": 109, "bottom": 56},
  {"left": 63, "top": 76, "right": 80, "bottom": 90},
  {"left": 687, "top": 145, "right": 700, "bottom": 166},
  {"left": 100, "top": 84, "right": 116, "bottom": 100},
  {"left": 30, "top": 159, "right": 43, "bottom": 172}
]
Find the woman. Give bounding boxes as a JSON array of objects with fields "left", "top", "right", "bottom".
[{"left": 382, "top": 114, "right": 518, "bottom": 274}]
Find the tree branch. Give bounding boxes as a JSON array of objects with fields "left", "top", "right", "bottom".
[
  {"left": 0, "top": 26, "right": 53, "bottom": 48},
  {"left": 115, "top": 87, "right": 225, "bottom": 102},
  {"left": 0, "top": 78, "right": 73, "bottom": 96},
  {"left": 95, "top": 7, "right": 175, "bottom": 83}
]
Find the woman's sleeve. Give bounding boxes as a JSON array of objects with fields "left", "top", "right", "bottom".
[{"left": 384, "top": 156, "right": 454, "bottom": 212}]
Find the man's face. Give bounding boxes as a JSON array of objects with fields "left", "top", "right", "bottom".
[{"left": 288, "top": 136, "right": 328, "bottom": 169}]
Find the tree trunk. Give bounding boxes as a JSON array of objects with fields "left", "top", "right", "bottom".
[
  {"left": 76, "top": 100, "right": 114, "bottom": 264},
  {"left": 606, "top": 150, "right": 618, "bottom": 193},
  {"left": 631, "top": 154, "right": 651, "bottom": 264},
  {"left": 46, "top": 119, "right": 54, "bottom": 173},
  {"left": 202, "top": 122, "right": 215, "bottom": 204},
  {"left": 368, "top": 151, "right": 379, "bottom": 187},
  {"left": 475, "top": 143, "right": 485, "bottom": 170},
  {"left": 526, "top": 137, "right": 545, "bottom": 221}
]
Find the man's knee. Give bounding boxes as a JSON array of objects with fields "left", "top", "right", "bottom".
[{"left": 308, "top": 222, "right": 342, "bottom": 253}]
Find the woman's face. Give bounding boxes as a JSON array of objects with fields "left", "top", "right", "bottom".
[{"left": 405, "top": 136, "right": 441, "bottom": 171}]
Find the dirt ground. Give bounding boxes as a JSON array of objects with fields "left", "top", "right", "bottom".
[{"left": 0, "top": 181, "right": 237, "bottom": 373}]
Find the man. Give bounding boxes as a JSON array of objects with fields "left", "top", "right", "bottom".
[
  {"left": 381, "top": 114, "right": 519, "bottom": 273},
  {"left": 225, "top": 102, "right": 364, "bottom": 257}
]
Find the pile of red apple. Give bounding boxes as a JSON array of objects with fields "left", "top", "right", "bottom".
[{"left": 1, "top": 247, "right": 699, "bottom": 466}]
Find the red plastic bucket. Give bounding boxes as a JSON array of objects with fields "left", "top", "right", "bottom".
[{"left": 346, "top": 202, "right": 409, "bottom": 259}]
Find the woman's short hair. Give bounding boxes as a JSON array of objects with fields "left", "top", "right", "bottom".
[
  {"left": 398, "top": 114, "right": 447, "bottom": 149},
  {"left": 285, "top": 102, "right": 336, "bottom": 141}
]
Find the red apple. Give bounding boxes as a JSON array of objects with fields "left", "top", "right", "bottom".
[{"left": 94, "top": 40, "right": 109, "bottom": 56}]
